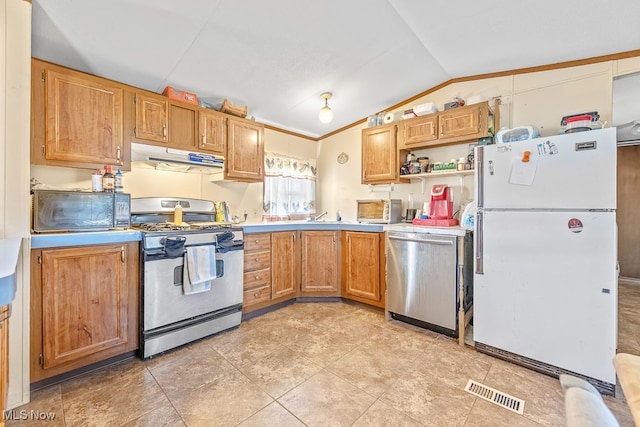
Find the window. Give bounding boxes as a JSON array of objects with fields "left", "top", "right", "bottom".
[{"left": 263, "top": 152, "right": 317, "bottom": 221}]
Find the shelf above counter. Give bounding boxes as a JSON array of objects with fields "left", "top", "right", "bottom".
[{"left": 402, "top": 169, "right": 474, "bottom": 193}]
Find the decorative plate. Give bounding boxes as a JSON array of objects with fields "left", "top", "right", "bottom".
[{"left": 337, "top": 152, "right": 349, "bottom": 164}]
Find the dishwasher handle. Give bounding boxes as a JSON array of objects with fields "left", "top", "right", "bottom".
[{"left": 388, "top": 235, "right": 454, "bottom": 245}]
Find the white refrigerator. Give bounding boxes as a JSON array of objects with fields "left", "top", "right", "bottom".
[{"left": 473, "top": 127, "right": 618, "bottom": 394}]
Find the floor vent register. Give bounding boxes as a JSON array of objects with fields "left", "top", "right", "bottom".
[{"left": 464, "top": 379, "right": 525, "bottom": 415}]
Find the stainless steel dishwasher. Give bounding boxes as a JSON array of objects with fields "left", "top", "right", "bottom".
[{"left": 386, "top": 231, "right": 473, "bottom": 337}]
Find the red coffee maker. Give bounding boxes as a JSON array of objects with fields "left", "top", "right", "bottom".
[
  {"left": 429, "top": 184, "right": 454, "bottom": 219},
  {"left": 412, "top": 184, "right": 459, "bottom": 226}
]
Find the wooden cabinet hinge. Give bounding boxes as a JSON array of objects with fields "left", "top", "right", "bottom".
[
  {"left": 39, "top": 353, "right": 43, "bottom": 366},
  {"left": 37, "top": 255, "right": 42, "bottom": 264},
  {"left": 41, "top": 71, "right": 45, "bottom": 82},
  {"left": 133, "top": 94, "right": 136, "bottom": 103},
  {"left": 41, "top": 145, "right": 46, "bottom": 156}
]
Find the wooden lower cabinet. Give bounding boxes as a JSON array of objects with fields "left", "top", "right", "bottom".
[
  {"left": 300, "top": 231, "right": 340, "bottom": 294},
  {"left": 243, "top": 229, "right": 385, "bottom": 312},
  {"left": 30, "top": 242, "right": 138, "bottom": 382},
  {"left": 243, "top": 233, "right": 272, "bottom": 308},
  {"left": 271, "top": 231, "right": 298, "bottom": 298},
  {"left": 341, "top": 231, "right": 386, "bottom": 308},
  {"left": 243, "top": 232, "right": 300, "bottom": 312}
]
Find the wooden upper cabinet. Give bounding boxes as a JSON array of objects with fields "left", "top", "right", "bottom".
[
  {"left": 361, "top": 123, "right": 401, "bottom": 184},
  {"left": 271, "top": 231, "right": 299, "bottom": 298},
  {"left": 168, "top": 101, "right": 197, "bottom": 149},
  {"left": 401, "top": 114, "right": 438, "bottom": 148},
  {"left": 300, "top": 231, "right": 339, "bottom": 293},
  {"left": 134, "top": 93, "right": 168, "bottom": 143},
  {"left": 199, "top": 110, "right": 226, "bottom": 155},
  {"left": 31, "top": 59, "right": 127, "bottom": 169},
  {"left": 398, "top": 101, "right": 497, "bottom": 149},
  {"left": 438, "top": 102, "right": 485, "bottom": 140},
  {"left": 225, "top": 117, "right": 264, "bottom": 182}
]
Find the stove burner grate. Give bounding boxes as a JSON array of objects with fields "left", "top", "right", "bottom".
[{"left": 135, "top": 222, "right": 192, "bottom": 232}]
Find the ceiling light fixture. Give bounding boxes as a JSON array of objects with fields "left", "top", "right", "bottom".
[{"left": 318, "top": 92, "right": 333, "bottom": 123}]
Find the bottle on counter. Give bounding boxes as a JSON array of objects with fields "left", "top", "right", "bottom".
[
  {"left": 91, "top": 169, "right": 103, "bottom": 192},
  {"left": 102, "top": 165, "right": 115, "bottom": 192},
  {"left": 174, "top": 202, "right": 183, "bottom": 225},
  {"left": 114, "top": 169, "right": 124, "bottom": 193}
]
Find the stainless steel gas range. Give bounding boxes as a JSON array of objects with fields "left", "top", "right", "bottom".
[{"left": 130, "top": 197, "right": 244, "bottom": 359}]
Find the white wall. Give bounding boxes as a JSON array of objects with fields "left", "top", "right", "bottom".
[{"left": 3, "top": 0, "right": 32, "bottom": 408}]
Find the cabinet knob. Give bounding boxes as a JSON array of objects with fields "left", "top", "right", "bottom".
[
  {"left": 255, "top": 257, "right": 260, "bottom": 262},
  {"left": 255, "top": 275, "right": 260, "bottom": 280}
]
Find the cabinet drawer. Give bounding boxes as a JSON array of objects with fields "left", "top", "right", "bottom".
[
  {"left": 244, "top": 250, "right": 271, "bottom": 271},
  {"left": 244, "top": 267, "right": 271, "bottom": 289},
  {"left": 243, "top": 286, "right": 271, "bottom": 306},
  {"left": 245, "top": 233, "right": 271, "bottom": 252}
]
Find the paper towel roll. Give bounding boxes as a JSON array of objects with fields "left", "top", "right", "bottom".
[{"left": 383, "top": 112, "right": 394, "bottom": 124}]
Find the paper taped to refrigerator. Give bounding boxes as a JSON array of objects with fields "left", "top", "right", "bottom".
[{"left": 509, "top": 157, "right": 537, "bottom": 185}]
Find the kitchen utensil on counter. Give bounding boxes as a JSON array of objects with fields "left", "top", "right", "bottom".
[
  {"left": 214, "top": 201, "right": 230, "bottom": 222},
  {"left": 405, "top": 209, "right": 417, "bottom": 222}
]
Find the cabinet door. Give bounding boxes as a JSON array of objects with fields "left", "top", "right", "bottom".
[
  {"left": 225, "top": 117, "right": 264, "bottom": 182},
  {"left": 300, "top": 231, "right": 339, "bottom": 293},
  {"left": 271, "top": 231, "right": 299, "bottom": 298},
  {"left": 199, "top": 110, "right": 226, "bottom": 155},
  {"left": 361, "top": 123, "right": 398, "bottom": 184},
  {"left": 343, "top": 232, "right": 381, "bottom": 302},
  {"left": 401, "top": 115, "right": 438, "bottom": 148},
  {"left": 438, "top": 104, "right": 482, "bottom": 140},
  {"left": 36, "top": 244, "right": 137, "bottom": 374},
  {"left": 44, "top": 68, "right": 124, "bottom": 166},
  {"left": 168, "top": 101, "right": 197, "bottom": 149},
  {"left": 135, "top": 93, "right": 168, "bottom": 143}
]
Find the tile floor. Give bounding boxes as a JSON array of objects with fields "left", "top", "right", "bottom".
[{"left": 7, "top": 298, "right": 637, "bottom": 427}]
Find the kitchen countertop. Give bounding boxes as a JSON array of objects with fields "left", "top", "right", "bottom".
[
  {"left": 29, "top": 222, "right": 469, "bottom": 248},
  {"left": 31, "top": 229, "right": 141, "bottom": 249},
  {"left": 0, "top": 237, "right": 22, "bottom": 307}
]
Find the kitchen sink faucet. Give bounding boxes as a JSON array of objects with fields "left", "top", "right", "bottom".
[{"left": 314, "top": 211, "right": 328, "bottom": 221}]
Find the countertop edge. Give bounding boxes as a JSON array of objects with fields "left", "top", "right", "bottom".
[{"left": 31, "top": 230, "right": 142, "bottom": 249}]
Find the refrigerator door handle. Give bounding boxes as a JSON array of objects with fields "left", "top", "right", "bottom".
[
  {"left": 476, "top": 211, "right": 484, "bottom": 274},
  {"left": 476, "top": 146, "right": 484, "bottom": 209}
]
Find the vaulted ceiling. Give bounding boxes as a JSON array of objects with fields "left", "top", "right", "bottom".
[{"left": 31, "top": 0, "right": 640, "bottom": 139}]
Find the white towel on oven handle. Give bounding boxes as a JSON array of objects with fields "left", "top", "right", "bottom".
[{"left": 183, "top": 245, "right": 217, "bottom": 295}]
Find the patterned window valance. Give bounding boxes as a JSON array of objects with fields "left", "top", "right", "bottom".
[{"left": 264, "top": 152, "right": 317, "bottom": 180}]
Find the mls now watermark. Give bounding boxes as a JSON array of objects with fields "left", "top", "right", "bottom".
[{"left": 4, "top": 409, "right": 57, "bottom": 421}]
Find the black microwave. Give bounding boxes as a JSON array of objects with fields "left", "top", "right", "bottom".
[{"left": 32, "top": 190, "right": 131, "bottom": 233}]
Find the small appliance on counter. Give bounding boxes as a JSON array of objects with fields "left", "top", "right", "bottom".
[
  {"left": 32, "top": 189, "right": 131, "bottom": 232},
  {"left": 357, "top": 199, "right": 402, "bottom": 224},
  {"left": 412, "top": 184, "right": 459, "bottom": 226}
]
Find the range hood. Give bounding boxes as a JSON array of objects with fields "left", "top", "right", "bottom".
[
  {"left": 617, "top": 121, "right": 640, "bottom": 146},
  {"left": 131, "top": 142, "right": 224, "bottom": 174}
]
